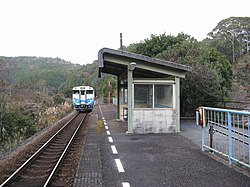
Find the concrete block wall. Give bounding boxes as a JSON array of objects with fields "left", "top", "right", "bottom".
[{"left": 132, "top": 109, "right": 177, "bottom": 133}]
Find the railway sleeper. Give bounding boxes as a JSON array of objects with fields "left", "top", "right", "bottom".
[
  {"left": 66, "top": 149, "right": 77, "bottom": 154},
  {"left": 45, "top": 147, "right": 65, "bottom": 152},
  {"left": 49, "top": 144, "right": 67, "bottom": 149},
  {"left": 35, "top": 157, "right": 59, "bottom": 163},
  {"left": 25, "top": 167, "right": 52, "bottom": 174},
  {"left": 64, "top": 157, "right": 78, "bottom": 163},
  {"left": 59, "top": 162, "right": 73, "bottom": 167},
  {"left": 30, "top": 163, "right": 56, "bottom": 170},
  {"left": 42, "top": 150, "right": 63, "bottom": 155},
  {"left": 57, "top": 167, "right": 71, "bottom": 173},
  {"left": 38, "top": 154, "right": 61, "bottom": 160},
  {"left": 51, "top": 140, "right": 69, "bottom": 144},
  {"left": 20, "top": 173, "right": 49, "bottom": 180}
]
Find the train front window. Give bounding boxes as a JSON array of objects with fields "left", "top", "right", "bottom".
[
  {"left": 74, "top": 90, "right": 79, "bottom": 94},
  {"left": 86, "top": 90, "right": 93, "bottom": 94},
  {"left": 81, "top": 91, "right": 85, "bottom": 95}
]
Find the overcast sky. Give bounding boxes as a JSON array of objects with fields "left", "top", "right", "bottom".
[{"left": 0, "top": 0, "right": 249, "bottom": 65}]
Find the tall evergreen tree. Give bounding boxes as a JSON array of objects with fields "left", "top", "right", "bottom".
[{"left": 126, "top": 33, "right": 232, "bottom": 116}]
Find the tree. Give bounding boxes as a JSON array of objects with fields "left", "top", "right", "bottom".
[
  {"left": 125, "top": 33, "right": 232, "bottom": 116},
  {"left": 125, "top": 33, "right": 183, "bottom": 58},
  {"left": 206, "top": 17, "right": 250, "bottom": 62}
]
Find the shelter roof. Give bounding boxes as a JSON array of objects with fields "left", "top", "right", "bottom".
[{"left": 98, "top": 48, "right": 192, "bottom": 78}]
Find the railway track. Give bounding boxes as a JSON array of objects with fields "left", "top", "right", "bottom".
[{"left": 0, "top": 112, "right": 89, "bottom": 187}]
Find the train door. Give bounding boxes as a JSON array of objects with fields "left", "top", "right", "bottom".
[{"left": 80, "top": 90, "right": 86, "bottom": 106}]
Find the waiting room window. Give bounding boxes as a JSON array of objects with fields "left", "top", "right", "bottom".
[
  {"left": 154, "top": 85, "right": 173, "bottom": 108},
  {"left": 134, "top": 84, "right": 153, "bottom": 108},
  {"left": 134, "top": 84, "right": 173, "bottom": 108}
]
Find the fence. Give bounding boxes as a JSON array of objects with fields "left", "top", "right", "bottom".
[{"left": 196, "top": 106, "right": 250, "bottom": 168}]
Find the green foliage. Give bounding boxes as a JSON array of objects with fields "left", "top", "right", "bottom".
[
  {"left": 0, "top": 56, "right": 83, "bottom": 98},
  {"left": 0, "top": 113, "right": 35, "bottom": 143},
  {"left": 98, "top": 76, "right": 117, "bottom": 98},
  {"left": 233, "top": 56, "right": 250, "bottom": 99},
  {"left": 208, "top": 17, "right": 250, "bottom": 39},
  {"left": 180, "top": 46, "right": 232, "bottom": 115},
  {"left": 58, "top": 70, "right": 85, "bottom": 97},
  {"left": 53, "top": 93, "right": 66, "bottom": 105},
  {"left": 126, "top": 33, "right": 188, "bottom": 58},
  {"left": 125, "top": 32, "right": 232, "bottom": 116},
  {"left": 58, "top": 61, "right": 101, "bottom": 97},
  {"left": 206, "top": 17, "right": 250, "bottom": 63}
]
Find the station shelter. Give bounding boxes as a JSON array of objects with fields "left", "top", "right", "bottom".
[{"left": 98, "top": 48, "right": 191, "bottom": 134}]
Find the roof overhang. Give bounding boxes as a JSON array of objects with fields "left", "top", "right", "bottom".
[{"left": 98, "top": 48, "right": 192, "bottom": 79}]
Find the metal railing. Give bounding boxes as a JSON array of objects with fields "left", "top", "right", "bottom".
[{"left": 196, "top": 106, "right": 250, "bottom": 168}]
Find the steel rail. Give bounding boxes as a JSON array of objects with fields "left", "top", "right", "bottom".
[
  {"left": 0, "top": 112, "right": 79, "bottom": 187},
  {"left": 43, "top": 113, "right": 87, "bottom": 186}
]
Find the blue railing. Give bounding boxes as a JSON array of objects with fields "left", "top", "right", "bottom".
[{"left": 196, "top": 107, "right": 250, "bottom": 168}]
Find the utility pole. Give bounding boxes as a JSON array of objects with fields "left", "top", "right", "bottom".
[{"left": 120, "top": 33, "right": 123, "bottom": 51}]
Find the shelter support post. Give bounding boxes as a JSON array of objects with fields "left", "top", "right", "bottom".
[
  {"left": 127, "top": 69, "right": 133, "bottom": 133},
  {"left": 116, "top": 77, "right": 120, "bottom": 119},
  {"left": 175, "top": 77, "right": 180, "bottom": 132}
]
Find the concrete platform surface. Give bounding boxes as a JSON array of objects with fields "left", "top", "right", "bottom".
[{"left": 75, "top": 103, "right": 250, "bottom": 187}]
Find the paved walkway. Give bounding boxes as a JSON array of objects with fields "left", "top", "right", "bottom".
[
  {"left": 180, "top": 119, "right": 203, "bottom": 147},
  {"left": 74, "top": 103, "right": 250, "bottom": 187}
]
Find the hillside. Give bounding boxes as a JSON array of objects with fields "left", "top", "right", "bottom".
[
  {"left": 0, "top": 56, "right": 102, "bottom": 152},
  {"left": 232, "top": 54, "right": 250, "bottom": 102},
  {"left": 0, "top": 56, "right": 81, "bottom": 94}
]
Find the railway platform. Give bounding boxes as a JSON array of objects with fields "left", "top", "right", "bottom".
[{"left": 74, "top": 103, "right": 250, "bottom": 187}]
